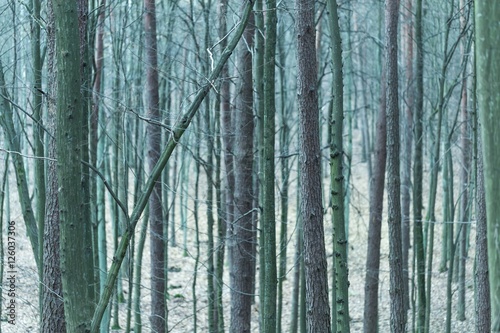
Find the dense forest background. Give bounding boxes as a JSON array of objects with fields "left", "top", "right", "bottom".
[{"left": 0, "top": 0, "right": 499, "bottom": 332}]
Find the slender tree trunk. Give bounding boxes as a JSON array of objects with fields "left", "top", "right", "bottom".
[
  {"left": 327, "top": 1, "right": 350, "bottom": 331},
  {"left": 363, "top": 65, "right": 387, "bottom": 333},
  {"left": 297, "top": 0, "right": 332, "bottom": 331},
  {"left": 401, "top": 0, "right": 414, "bottom": 311},
  {"left": 262, "top": 0, "right": 278, "bottom": 328},
  {"left": 385, "top": 0, "right": 406, "bottom": 331},
  {"left": 413, "top": 0, "right": 426, "bottom": 330},
  {"left": 144, "top": 0, "right": 165, "bottom": 331}
]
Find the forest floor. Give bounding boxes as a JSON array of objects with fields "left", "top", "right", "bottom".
[{"left": 1, "top": 127, "right": 477, "bottom": 333}]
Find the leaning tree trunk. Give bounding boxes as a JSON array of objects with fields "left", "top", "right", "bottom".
[
  {"left": 297, "top": 0, "right": 332, "bottom": 331},
  {"left": 89, "top": 2, "right": 254, "bottom": 329}
]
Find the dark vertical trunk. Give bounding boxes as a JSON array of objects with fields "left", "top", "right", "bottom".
[
  {"left": 297, "top": 0, "right": 331, "bottom": 331},
  {"left": 41, "top": 6, "right": 65, "bottom": 330},
  {"left": 413, "top": 0, "right": 426, "bottom": 330},
  {"left": 229, "top": 13, "right": 255, "bottom": 333},
  {"left": 475, "top": 3, "right": 500, "bottom": 329},
  {"left": 385, "top": 0, "right": 406, "bottom": 331},
  {"left": 53, "top": 0, "right": 95, "bottom": 329},
  {"left": 144, "top": 0, "right": 165, "bottom": 331},
  {"left": 363, "top": 65, "right": 387, "bottom": 333},
  {"left": 262, "top": 0, "right": 278, "bottom": 328}
]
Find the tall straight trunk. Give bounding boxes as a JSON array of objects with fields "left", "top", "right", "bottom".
[
  {"left": 457, "top": 0, "right": 470, "bottom": 320},
  {"left": 31, "top": 1, "right": 45, "bottom": 316},
  {"left": 297, "top": 0, "right": 331, "bottom": 331},
  {"left": 473, "top": 58, "right": 490, "bottom": 333},
  {"left": 52, "top": 0, "right": 95, "bottom": 330},
  {"left": 277, "top": 21, "right": 290, "bottom": 333},
  {"left": 262, "top": 0, "right": 278, "bottom": 329},
  {"left": 41, "top": 8, "right": 65, "bottom": 329},
  {"left": 363, "top": 65, "right": 387, "bottom": 333},
  {"left": 413, "top": 0, "right": 426, "bottom": 330},
  {"left": 230, "top": 15, "right": 255, "bottom": 333},
  {"left": 327, "top": 0, "right": 349, "bottom": 331},
  {"left": 144, "top": 0, "right": 165, "bottom": 331},
  {"left": 213, "top": 0, "right": 230, "bottom": 330},
  {"left": 385, "top": 0, "right": 406, "bottom": 331},
  {"left": 475, "top": 2, "right": 500, "bottom": 330},
  {"left": 254, "top": 0, "right": 266, "bottom": 328},
  {"left": 401, "top": 0, "right": 414, "bottom": 311}
]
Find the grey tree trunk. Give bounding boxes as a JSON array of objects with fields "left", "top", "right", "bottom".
[
  {"left": 363, "top": 64, "right": 387, "bottom": 333},
  {"left": 144, "top": 0, "right": 165, "bottom": 331},
  {"left": 41, "top": 7, "right": 65, "bottom": 330},
  {"left": 475, "top": 2, "right": 500, "bottom": 330},
  {"left": 53, "top": 0, "right": 95, "bottom": 330},
  {"left": 262, "top": 0, "right": 278, "bottom": 329},
  {"left": 384, "top": 0, "right": 406, "bottom": 331},
  {"left": 327, "top": 0, "right": 350, "bottom": 331},
  {"left": 229, "top": 13, "right": 255, "bottom": 333},
  {"left": 297, "top": 0, "right": 332, "bottom": 331},
  {"left": 413, "top": 0, "right": 426, "bottom": 330}
]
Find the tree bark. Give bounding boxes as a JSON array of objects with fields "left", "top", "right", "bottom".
[
  {"left": 52, "top": 0, "right": 95, "bottom": 330},
  {"left": 475, "top": 2, "right": 500, "bottom": 331},
  {"left": 144, "top": 0, "right": 165, "bottom": 331},
  {"left": 229, "top": 14, "right": 255, "bottom": 333},
  {"left": 297, "top": 0, "right": 332, "bottom": 331},
  {"left": 385, "top": 0, "right": 406, "bottom": 331}
]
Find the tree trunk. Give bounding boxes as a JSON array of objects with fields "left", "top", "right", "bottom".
[
  {"left": 52, "top": 0, "right": 95, "bottom": 330},
  {"left": 297, "top": 0, "right": 332, "bottom": 331},
  {"left": 144, "top": 0, "right": 166, "bottom": 331},
  {"left": 262, "top": 0, "right": 278, "bottom": 328},
  {"left": 327, "top": 0, "right": 350, "bottom": 331},
  {"left": 363, "top": 63, "right": 387, "bottom": 333},
  {"left": 413, "top": 0, "right": 426, "bottom": 330},
  {"left": 475, "top": 2, "right": 500, "bottom": 330},
  {"left": 41, "top": 7, "right": 65, "bottom": 329},
  {"left": 385, "top": 0, "right": 406, "bottom": 331},
  {"left": 230, "top": 14, "right": 255, "bottom": 332}
]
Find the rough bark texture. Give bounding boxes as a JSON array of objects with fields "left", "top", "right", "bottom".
[
  {"left": 363, "top": 65, "right": 387, "bottom": 333},
  {"left": 385, "top": 0, "right": 406, "bottom": 331},
  {"left": 475, "top": 134, "right": 490, "bottom": 332},
  {"left": 229, "top": 15, "right": 255, "bottom": 333},
  {"left": 144, "top": 0, "right": 165, "bottom": 331},
  {"left": 475, "top": 2, "right": 500, "bottom": 331},
  {"left": 53, "top": 0, "right": 95, "bottom": 330},
  {"left": 297, "top": 0, "right": 331, "bottom": 331},
  {"left": 41, "top": 6, "right": 65, "bottom": 330}
]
